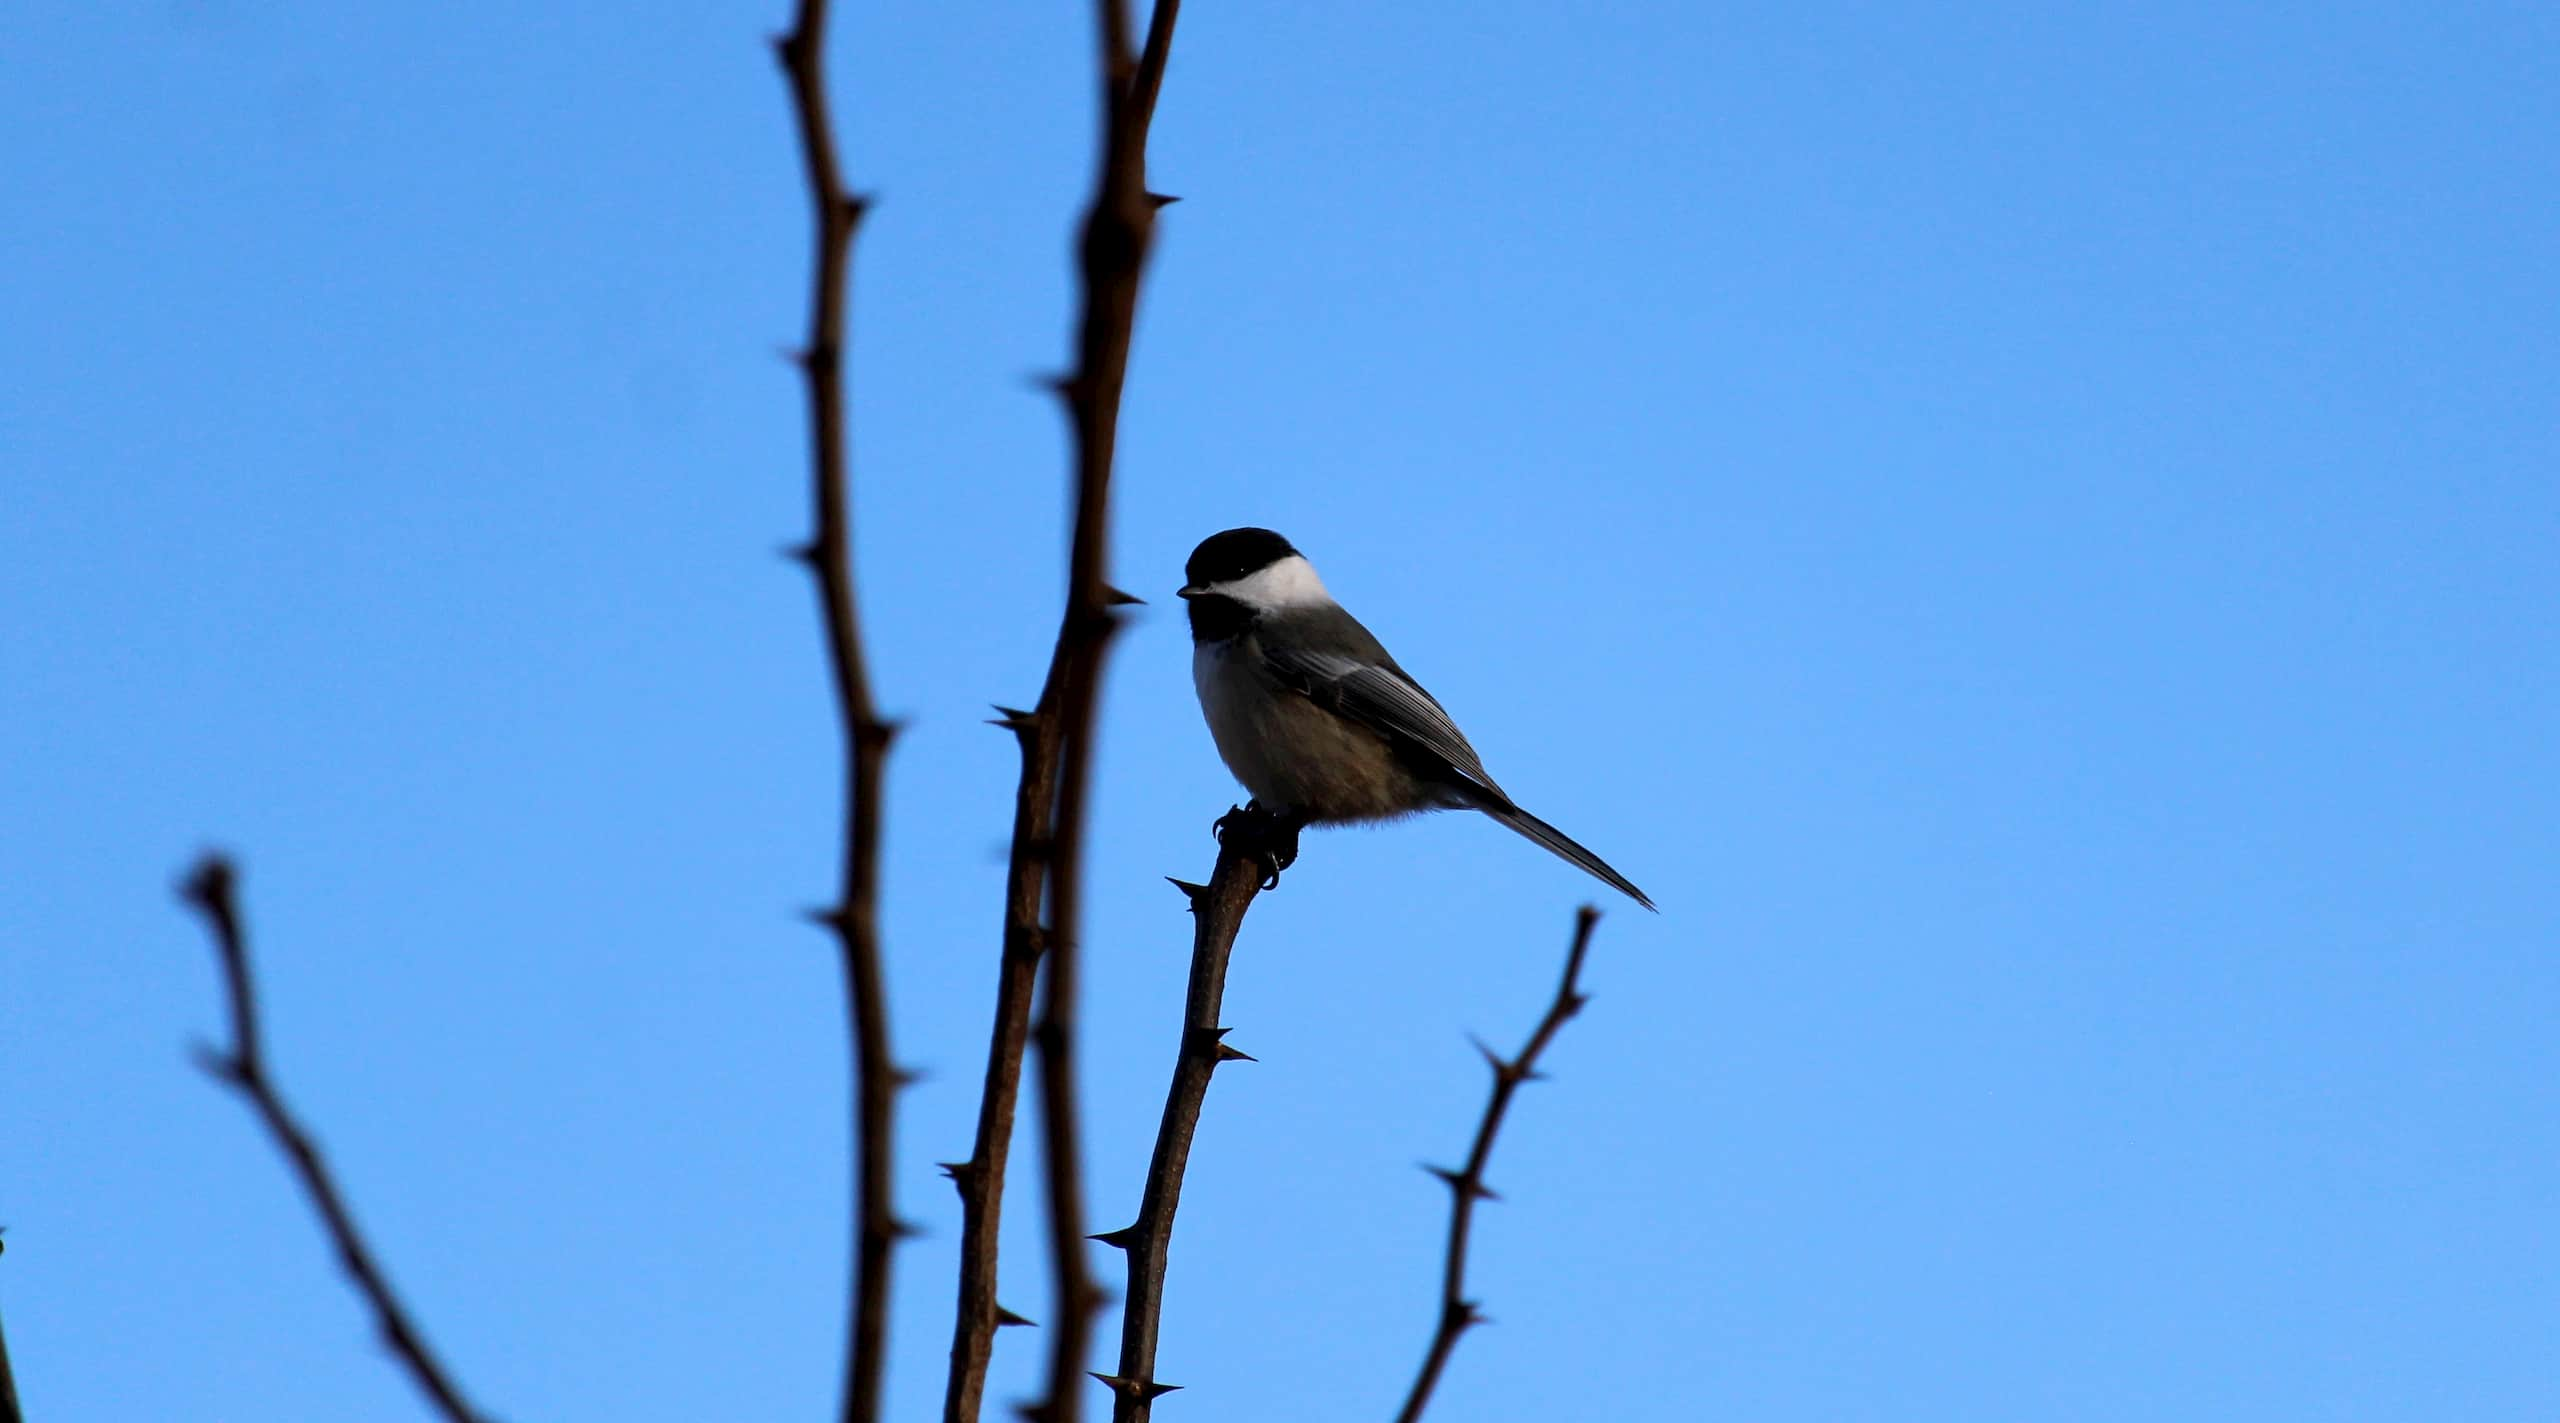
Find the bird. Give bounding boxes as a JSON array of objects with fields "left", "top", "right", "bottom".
[{"left": 1179, "top": 526, "right": 1654, "bottom": 909}]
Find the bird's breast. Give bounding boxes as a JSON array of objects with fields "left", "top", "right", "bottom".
[{"left": 1190, "top": 636, "right": 1434, "bottom": 821}]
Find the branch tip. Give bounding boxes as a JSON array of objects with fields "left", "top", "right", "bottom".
[
  {"left": 177, "top": 856, "right": 494, "bottom": 1423},
  {"left": 179, "top": 852, "right": 236, "bottom": 909}
]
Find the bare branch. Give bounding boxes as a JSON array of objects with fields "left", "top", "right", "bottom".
[
  {"left": 1395, "top": 907, "right": 1604, "bottom": 1423},
  {"left": 940, "top": 710, "right": 1054, "bottom": 1423},
  {"left": 1096, "top": 815, "right": 1273, "bottom": 1422},
  {"left": 177, "top": 855, "right": 496, "bottom": 1423},
  {"left": 774, "top": 9, "right": 906, "bottom": 1420},
  {"left": 945, "top": 3, "right": 1187, "bottom": 1421}
]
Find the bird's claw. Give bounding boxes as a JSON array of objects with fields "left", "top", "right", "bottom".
[{"left": 1212, "top": 803, "right": 1301, "bottom": 891}]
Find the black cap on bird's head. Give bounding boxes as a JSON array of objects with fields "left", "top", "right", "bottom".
[{"left": 1180, "top": 527, "right": 1298, "bottom": 596}]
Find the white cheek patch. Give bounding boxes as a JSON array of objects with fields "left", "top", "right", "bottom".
[{"left": 1215, "top": 554, "right": 1331, "bottom": 609}]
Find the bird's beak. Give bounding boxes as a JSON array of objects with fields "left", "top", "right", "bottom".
[{"left": 1176, "top": 585, "right": 1204, "bottom": 600}]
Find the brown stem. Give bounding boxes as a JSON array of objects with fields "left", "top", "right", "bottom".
[
  {"left": 177, "top": 855, "right": 495, "bottom": 1423},
  {"left": 1395, "top": 907, "right": 1605, "bottom": 1423},
  {"left": 774, "top": 10, "right": 906, "bottom": 1422},
  {"left": 1093, "top": 828, "right": 1271, "bottom": 1420},
  {"left": 944, "top": 3, "right": 1186, "bottom": 1422}
]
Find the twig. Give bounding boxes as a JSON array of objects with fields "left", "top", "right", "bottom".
[
  {"left": 1092, "top": 820, "right": 1272, "bottom": 1421},
  {"left": 177, "top": 855, "right": 495, "bottom": 1423},
  {"left": 773, "top": 8, "right": 907, "bottom": 1423},
  {"left": 1395, "top": 907, "right": 1604, "bottom": 1423},
  {"left": 943, "top": 3, "right": 1186, "bottom": 1421}
]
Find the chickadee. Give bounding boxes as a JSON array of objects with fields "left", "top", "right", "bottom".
[{"left": 1180, "top": 527, "right": 1654, "bottom": 910}]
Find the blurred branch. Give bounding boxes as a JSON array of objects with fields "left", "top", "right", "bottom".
[
  {"left": 0, "top": 1232, "right": 20, "bottom": 1423},
  {"left": 1092, "top": 817, "right": 1272, "bottom": 1420},
  {"left": 773, "top": 6, "right": 909, "bottom": 1422},
  {"left": 944, "top": 2, "right": 1186, "bottom": 1421},
  {"left": 177, "top": 855, "right": 495, "bottom": 1423},
  {"left": 1395, "top": 907, "right": 1603, "bottom": 1423}
]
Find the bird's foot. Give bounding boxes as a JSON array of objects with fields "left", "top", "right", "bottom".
[{"left": 1213, "top": 802, "right": 1302, "bottom": 891}]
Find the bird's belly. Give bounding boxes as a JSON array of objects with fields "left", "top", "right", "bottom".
[{"left": 1194, "top": 641, "right": 1430, "bottom": 822}]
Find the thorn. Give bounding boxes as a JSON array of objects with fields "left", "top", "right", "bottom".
[
  {"left": 1454, "top": 1299, "right": 1489, "bottom": 1330},
  {"left": 996, "top": 1304, "right": 1036, "bottom": 1328},
  {"left": 803, "top": 904, "right": 851, "bottom": 932},
  {"left": 1091, "top": 1373, "right": 1182, "bottom": 1402},
  {"left": 781, "top": 539, "right": 821, "bottom": 568},
  {"left": 889, "top": 1218, "right": 926, "bottom": 1241},
  {"left": 1561, "top": 991, "right": 1592, "bottom": 1015},
  {"left": 1147, "top": 192, "right": 1181, "bottom": 209},
  {"left": 1164, "top": 877, "right": 1206, "bottom": 908},
  {"left": 1089, "top": 1224, "right": 1140, "bottom": 1251},
  {"left": 937, "top": 1160, "right": 977, "bottom": 1184},
  {"left": 1103, "top": 585, "right": 1146, "bottom": 606},
  {"left": 839, "top": 191, "right": 873, "bottom": 227},
  {"left": 189, "top": 1043, "right": 242, "bottom": 1084},
  {"left": 988, "top": 704, "right": 1038, "bottom": 732},
  {"left": 1468, "top": 1034, "right": 1511, "bottom": 1077},
  {"left": 1014, "top": 1403, "right": 1053, "bottom": 1423},
  {"left": 860, "top": 715, "right": 906, "bottom": 750},
  {"left": 1425, "top": 1165, "right": 1499, "bottom": 1202},
  {"left": 889, "top": 1064, "right": 927, "bottom": 1090},
  {"left": 1214, "top": 1041, "right": 1257, "bottom": 1064}
]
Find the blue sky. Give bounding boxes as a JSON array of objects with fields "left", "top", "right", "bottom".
[{"left": 5, "top": 2, "right": 2555, "bottom": 1419}]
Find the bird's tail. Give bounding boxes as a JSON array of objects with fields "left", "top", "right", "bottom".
[{"left": 1477, "top": 799, "right": 1657, "bottom": 911}]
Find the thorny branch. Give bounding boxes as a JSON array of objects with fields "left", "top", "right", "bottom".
[
  {"left": 943, "top": 3, "right": 1186, "bottom": 1421},
  {"left": 1395, "top": 907, "right": 1604, "bottom": 1423},
  {"left": 178, "top": 855, "right": 495, "bottom": 1423},
  {"left": 774, "top": 7, "right": 908, "bottom": 1421},
  {"left": 1091, "top": 818, "right": 1272, "bottom": 1421}
]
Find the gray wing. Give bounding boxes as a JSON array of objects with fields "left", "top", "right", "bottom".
[{"left": 1255, "top": 613, "right": 1510, "bottom": 803}]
